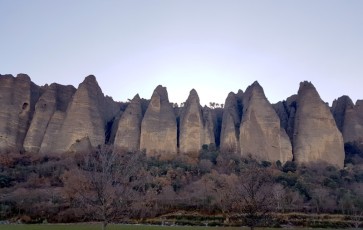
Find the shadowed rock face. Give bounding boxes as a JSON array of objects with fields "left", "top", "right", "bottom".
[
  {"left": 114, "top": 94, "right": 143, "bottom": 152},
  {"left": 24, "top": 83, "right": 76, "bottom": 153},
  {"left": 239, "top": 81, "right": 292, "bottom": 164},
  {"left": 273, "top": 95, "right": 298, "bottom": 143},
  {"left": 179, "top": 89, "right": 215, "bottom": 156},
  {"left": 220, "top": 92, "right": 243, "bottom": 153},
  {"left": 293, "top": 81, "right": 344, "bottom": 168},
  {"left": 332, "top": 96, "right": 363, "bottom": 143},
  {"left": 140, "top": 85, "right": 177, "bottom": 157},
  {"left": 0, "top": 74, "right": 41, "bottom": 152},
  {"left": 202, "top": 106, "right": 215, "bottom": 147}
]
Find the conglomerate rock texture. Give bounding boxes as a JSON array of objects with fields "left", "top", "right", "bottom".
[
  {"left": 332, "top": 96, "right": 363, "bottom": 143},
  {"left": 0, "top": 74, "right": 354, "bottom": 168},
  {"left": 24, "top": 83, "right": 76, "bottom": 153},
  {"left": 140, "top": 85, "right": 177, "bottom": 157},
  {"left": 220, "top": 92, "right": 243, "bottom": 153},
  {"left": 293, "top": 81, "right": 345, "bottom": 168},
  {"left": 179, "top": 89, "right": 215, "bottom": 156},
  {"left": 114, "top": 94, "right": 143, "bottom": 152},
  {"left": 0, "top": 74, "right": 41, "bottom": 152},
  {"left": 239, "top": 82, "right": 292, "bottom": 164}
]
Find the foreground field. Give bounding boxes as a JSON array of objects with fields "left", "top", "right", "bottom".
[
  {"left": 0, "top": 225, "right": 240, "bottom": 230},
  {"left": 0, "top": 224, "right": 355, "bottom": 230}
]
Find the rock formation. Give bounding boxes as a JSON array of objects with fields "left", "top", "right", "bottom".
[
  {"left": 179, "top": 89, "right": 214, "bottom": 156},
  {"left": 40, "top": 75, "right": 119, "bottom": 154},
  {"left": 0, "top": 74, "right": 40, "bottom": 152},
  {"left": 293, "top": 81, "right": 344, "bottom": 167},
  {"left": 140, "top": 85, "right": 177, "bottom": 157},
  {"left": 273, "top": 95, "right": 298, "bottom": 142},
  {"left": 202, "top": 106, "right": 216, "bottom": 147},
  {"left": 239, "top": 81, "right": 292, "bottom": 163},
  {"left": 114, "top": 94, "right": 143, "bottom": 152},
  {"left": 331, "top": 96, "right": 363, "bottom": 143},
  {"left": 220, "top": 92, "right": 243, "bottom": 153},
  {"left": 23, "top": 83, "right": 76, "bottom": 153}
]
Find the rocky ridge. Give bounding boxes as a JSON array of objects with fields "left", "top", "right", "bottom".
[{"left": 1, "top": 74, "right": 361, "bottom": 168}]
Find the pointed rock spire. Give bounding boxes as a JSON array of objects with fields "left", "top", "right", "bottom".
[
  {"left": 239, "top": 82, "right": 292, "bottom": 163},
  {"left": 114, "top": 94, "right": 143, "bottom": 152},
  {"left": 41, "top": 75, "right": 116, "bottom": 154},
  {"left": 293, "top": 81, "right": 344, "bottom": 167},
  {"left": 0, "top": 74, "right": 41, "bottom": 152},
  {"left": 140, "top": 85, "right": 177, "bottom": 157},
  {"left": 220, "top": 92, "right": 242, "bottom": 153},
  {"left": 24, "top": 83, "right": 76, "bottom": 153},
  {"left": 179, "top": 89, "right": 214, "bottom": 155}
]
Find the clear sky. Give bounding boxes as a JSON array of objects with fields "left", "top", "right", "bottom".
[{"left": 1, "top": 0, "right": 362, "bottom": 106}]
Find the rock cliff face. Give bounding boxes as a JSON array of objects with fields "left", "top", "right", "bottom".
[
  {"left": 140, "top": 85, "right": 177, "bottom": 157},
  {"left": 0, "top": 74, "right": 355, "bottom": 167},
  {"left": 40, "top": 75, "right": 119, "bottom": 154},
  {"left": 293, "top": 82, "right": 344, "bottom": 167},
  {"left": 0, "top": 74, "right": 40, "bottom": 152},
  {"left": 114, "top": 94, "right": 143, "bottom": 152},
  {"left": 239, "top": 82, "right": 292, "bottom": 163},
  {"left": 273, "top": 95, "right": 298, "bottom": 142},
  {"left": 179, "top": 89, "right": 214, "bottom": 156},
  {"left": 332, "top": 96, "right": 363, "bottom": 143},
  {"left": 23, "top": 83, "right": 76, "bottom": 153},
  {"left": 220, "top": 92, "right": 243, "bottom": 153}
]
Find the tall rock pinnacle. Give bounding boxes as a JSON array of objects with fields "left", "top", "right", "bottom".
[
  {"left": 179, "top": 89, "right": 214, "bottom": 156},
  {"left": 239, "top": 81, "right": 293, "bottom": 163},
  {"left": 114, "top": 94, "right": 143, "bottom": 152},
  {"left": 140, "top": 85, "right": 177, "bottom": 157},
  {"left": 220, "top": 92, "right": 243, "bottom": 153},
  {"left": 293, "top": 81, "right": 344, "bottom": 168},
  {"left": 0, "top": 74, "right": 40, "bottom": 152}
]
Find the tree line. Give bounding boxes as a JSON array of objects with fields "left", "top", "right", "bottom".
[{"left": 1, "top": 143, "right": 363, "bottom": 229}]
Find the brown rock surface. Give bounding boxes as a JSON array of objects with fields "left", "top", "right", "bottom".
[
  {"left": 239, "top": 81, "right": 292, "bottom": 163},
  {"left": 0, "top": 74, "right": 40, "bottom": 152},
  {"left": 24, "top": 83, "right": 76, "bottom": 153},
  {"left": 179, "top": 89, "right": 214, "bottom": 155},
  {"left": 220, "top": 92, "right": 242, "bottom": 153},
  {"left": 114, "top": 94, "right": 143, "bottom": 152},
  {"left": 140, "top": 85, "right": 177, "bottom": 157},
  {"left": 293, "top": 81, "right": 344, "bottom": 167}
]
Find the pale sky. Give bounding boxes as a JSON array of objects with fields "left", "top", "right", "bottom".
[{"left": 1, "top": 0, "right": 362, "bottom": 106}]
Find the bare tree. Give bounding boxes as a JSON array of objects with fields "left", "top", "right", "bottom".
[
  {"left": 62, "top": 146, "right": 143, "bottom": 230},
  {"left": 236, "top": 163, "right": 276, "bottom": 230}
]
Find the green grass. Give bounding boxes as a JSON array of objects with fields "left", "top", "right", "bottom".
[{"left": 0, "top": 224, "right": 354, "bottom": 230}]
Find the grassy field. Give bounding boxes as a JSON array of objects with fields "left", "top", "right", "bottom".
[{"left": 0, "top": 224, "right": 354, "bottom": 230}]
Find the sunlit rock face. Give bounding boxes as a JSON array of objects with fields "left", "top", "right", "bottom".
[
  {"left": 239, "top": 81, "right": 293, "bottom": 164},
  {"left": 40, "top": 75, "right": 119, "bottom": 154},
  {"left": 179, "top": 89, "right": 215, "bottom": 156},
  {"left": 332, "top": 96, "right": 363, "bottom": 143},
  {"left": 293, "top": 81, "right": 344, "bottom": 168},
  {"left": 220, "top": 91, "right": 243, "bottom": 153},
  {"left": 140, "top": 85, "right": 177, "bottom": 158},
  {"left": 0, "top": 74, "right": 41, "bottom": 153},
  {"left": 114, "top": 94, "right": 143, "bottom": 152},
  {"left": 24, "top": 83, "right": 76, "bottom": 153}
]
